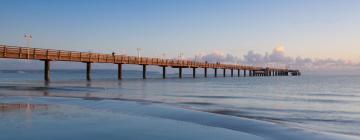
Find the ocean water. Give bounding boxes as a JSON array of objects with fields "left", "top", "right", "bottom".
[{"left": 0, "top": 69, "right": 360, "bottom": 138}]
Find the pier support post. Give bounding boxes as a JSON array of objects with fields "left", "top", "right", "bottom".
[
  {"left": 86, "top": 62, "right": 92, "bottom": 81},
  {"left": 223, "top": 69, "right": 226, "bottom": 77},
  {"left": 44, "top": 60, "right": 50, "bottom": 81},
  {"left": 118, "top": 64, "right": 122, "bottom": 80},
  {"left": 204, "top": 68, "right": 207, "bottom": 78},
  {"left": 162, "top": 66, "right": 166, "bottom": 79},
  {"left": 244, "top": 70, "right": 247, "bottom": 77},
  {"left": 249, "top": 70, "right": 252, "bottom": 77},
  {"left": 179, "top": 67, "right": 182, "bottom": 78},
  {"left": 266, "top": 70, "right": 270, "bottom": 76},
  {"left": 214, "top": 68, "right": 217, "bottom": 77},
  {"left": 238, "top": 69, "right": 240, "bottom": 77},
  {"left": 231, "top": 69, "right": 234, "bottom": 77},
  {"left": 192, "top": 67, "right": 196, "bottom": 78},
  {"left": 142, "top": 65, "right": 147, "bottom": 79}
]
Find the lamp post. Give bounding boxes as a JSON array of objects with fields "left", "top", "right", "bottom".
[
  {"left": 136, "top": 48, "right": 142, "bottom": 58},
  {"left": 179, "top": 52, "right": 184, "bottom": 60},
  {"left": 24, "top": 34, "right": 32, "bottom": 48},
  {"left": 24, "top": 34, "right": 32, "bottom": 59}
]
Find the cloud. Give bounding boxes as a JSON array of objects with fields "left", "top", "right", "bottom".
[
  {"left": 197, "top": 46, "right": 360, "bottom": 73},
  {"left": 196, "top": 50, "right": 240, "bottom": 64},
  {"left": 243, "top": 51, "right": 263, "bottom": 65}
]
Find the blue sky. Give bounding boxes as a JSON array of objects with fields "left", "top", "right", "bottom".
[{"left": 1, "top": 0, "right": 360, "bottom": 62}]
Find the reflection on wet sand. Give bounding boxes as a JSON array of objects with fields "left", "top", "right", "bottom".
[
  {"left": 0, "top": 103, "right": 49, "bottom": 112},
  {"left": 0, "top": 85, "right": 161, "bottom": 103}
]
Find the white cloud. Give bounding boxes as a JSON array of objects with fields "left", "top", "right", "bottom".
[
  {"left": 197, "top": 46, "right": 360, "bottom": 72},
  {"left": 196, "top": 50, "right": 240, "bottom": 64}
]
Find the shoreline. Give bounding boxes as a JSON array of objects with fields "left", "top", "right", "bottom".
[{"left": 1, "top": 96, "right": 359, "bottom": 140}]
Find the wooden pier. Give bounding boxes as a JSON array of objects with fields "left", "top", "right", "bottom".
[{"left": 0, "top": 45, "right": 301, "bottom": 81}]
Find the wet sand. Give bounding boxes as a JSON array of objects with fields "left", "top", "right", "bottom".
[{"left": 0, "top": 96, "right": 358, "bottom": 140}]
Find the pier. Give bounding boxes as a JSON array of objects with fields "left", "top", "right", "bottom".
[{"left": 0, "top": 45, "right": 301, "bottom": 81}]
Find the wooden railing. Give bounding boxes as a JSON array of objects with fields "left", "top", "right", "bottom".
[{"left": 0, "top": 45, "right": 291, "bottom": 71}]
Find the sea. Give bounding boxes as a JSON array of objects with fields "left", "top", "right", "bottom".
[{"left": 0, "top": 69, "right": 359, "bottom": 139}]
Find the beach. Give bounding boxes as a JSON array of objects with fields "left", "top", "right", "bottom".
[
  {"left": 2, "top": 0, "right": 360, "bottom": 139},
  {"left": 1, "top": 70, "right": 360, "bottom": 139},
  {"left": 1, "top": 96, "right": 358, "bottom": 140}
]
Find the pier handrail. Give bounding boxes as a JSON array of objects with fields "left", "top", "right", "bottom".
[{"left": 0, "top": 45, "right": 293, "bottom": 71}]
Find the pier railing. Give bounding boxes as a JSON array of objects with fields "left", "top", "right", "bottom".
[{"left": 0, "top": 45, "right": 265, "bottom": 70}]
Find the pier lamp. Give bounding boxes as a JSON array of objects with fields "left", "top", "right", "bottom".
[
  {"left": 24, "top": 34, "right": 32, "bottom": 48},
  {"left": 137, "top": 48, "right": 142, "bottom": 58},
  {"left": 179, "top": 52, "right": 184, "bottom": 60},
  {"left": 24, "top": 34, "right": 32, "bottom": 60}
]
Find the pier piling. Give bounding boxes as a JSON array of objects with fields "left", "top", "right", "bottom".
[
  {"left": 223, "top": 69, "right": 226, "bottom": 77},
  {"left": 118, "top": 64, "right": 122, "bottom": 80},
  {"left": 44, "top": 60, "right": 50, "bottom": 81},
  {"left": 204, "top": 68, "right": 207, "bottom": 78},
  {"left": 214, "top": 68, "right": 217, "bottom": 77},
  {"left": 142, "top": 65, "right": 146, "bottom": 79},
  {"left": 179, "top": 67, "right": 182, "bottom": 78},
  {"left": 162, "top": 66, "right": 166, "bottom": 79},
  {"left": 86, "top": 62, "right": 91, "bottom": 81}
]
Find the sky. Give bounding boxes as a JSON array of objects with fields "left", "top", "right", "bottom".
[{"left": 1, "top": 0, "right": 360, "bottom": 72}]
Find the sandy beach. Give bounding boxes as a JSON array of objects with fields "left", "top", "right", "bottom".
[{"left": 1, "top": 96, "right": 358, "bottom": 140}]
